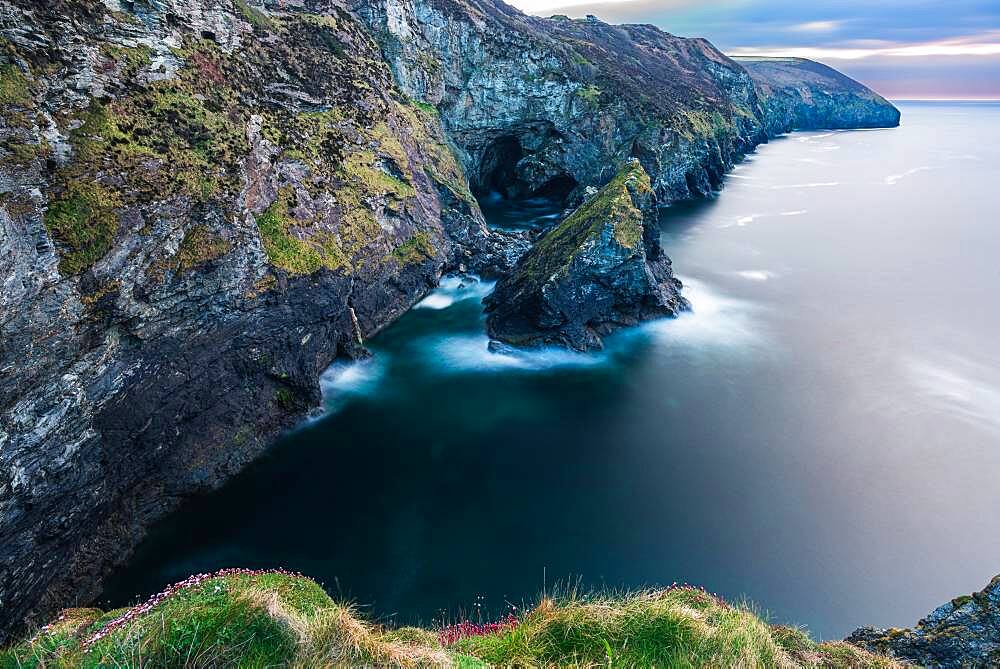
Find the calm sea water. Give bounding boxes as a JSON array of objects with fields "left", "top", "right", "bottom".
[{"left": 104, "top": 102, "right": 1000, "bottom": 639}]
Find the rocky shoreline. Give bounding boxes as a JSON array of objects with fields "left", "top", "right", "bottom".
[{"left": 0, "top": 0, "right": 898, "bottom": 641}]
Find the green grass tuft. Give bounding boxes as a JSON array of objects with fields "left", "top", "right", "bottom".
[
  {"left": 43, "top": 181, "right": 122, "bottom": 275},
  {"left": 2, "top": 572, "right": 903, "bottom": 668},
  {"left": 0, "top": 63, "right": 30, "bottom": 106},
  {"left": 391, "top": 231, "right": 435, "bottom": 265}
]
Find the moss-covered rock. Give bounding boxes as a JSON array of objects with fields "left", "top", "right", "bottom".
[
  {"left": 848, "top": 574, "right": 1000, "bottom": 668},
  {"left": 485, "top": 159, "right": 688, "bottom": 351}
]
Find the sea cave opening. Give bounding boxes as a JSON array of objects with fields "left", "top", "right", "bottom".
[{"left": 473, "top": 134, "right": 578, "bottom": 204}]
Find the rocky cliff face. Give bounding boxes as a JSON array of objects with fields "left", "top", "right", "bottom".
[
  {"left": 735, "top": 56, "right": 901, "bottom": 135},
  {"left": 0, "top": 0, "right": 901, "bottom": 642},
  {"left": 0, "top": 0, "right": 508, "bottom": 640},
  {"left": 485, "top": 159, "right": 686, "bottom": 350},
  {"left": 354, "top": 0, "right": 768, "bottom": 204},
  {"left": 848, "top": 575, "right": 1000, "bottom": 668}
]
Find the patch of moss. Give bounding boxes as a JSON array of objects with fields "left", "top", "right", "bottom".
[
  {"left": 149, "top": 225, "right": 231, "bottom": 281},
  {"left": 176, "top": 226, "right": 230, "bottom": 272},
  {"left": 0, "top": 63, "right": 30, "bottom": 106},
  {"left": 245, "top": 274, "right": 277, "bottom": 299},
  {"left": 256, "top": 192, "right": 322, "bottom": 275},
  {"left": 511, "top": 161, "right": 649, "bottom": 296},
  {"left": 390, "top": 230, "right": 435, "bottom": 265},
  {"left": 2, "top": 140, "right": 43, "bottom": 165},
  {"left": 952, "top": 595, "right": 973, "bottom": 610},
  {"left": 264, "top": 109, "right": 347, "bottom": 167},
  {"left": 409, "top": 99, "right": 438, "bottom": 116},
  {"left": 98, "top": 44, "right": 152, "bottom": 79},
  {"left": 64, "top": 80, "right": 245, "bottom": 203},
  {"left": 576, "top": 83, "right": 601, "bottom": 108},
  {"left": 396, "top": 101, "right": 475, "bottom": 204},
  {"left": 275, "top": 387, "right": 296, "bottom": 409},
  {"left": 341, "top": 151, "right": 415, "bottom": 200},
  {"left": 43, "top": 181, "right": 122, "bottom": 275},
  {"left": 680, "top": 109, "right": 734, "bottom": 140},
  {"left": 233, "top": 0, "right": 274, "bottom": 31},
  {"left": 79, "top": 280, "right": 120, "bottom": 307},
  {"left": 255, "top": 189, "right": 349, "bottom": 275}
]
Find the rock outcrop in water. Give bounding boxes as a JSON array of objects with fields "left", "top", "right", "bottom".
[
  {"left": 847, "top": 574, "right": 1000, "bottom": 668},
  {"left": 0, "top": 0, "right": 900, "bottom": 640},
  {"left": 735, "top": 56, "right": 901, "bottom": 135},
  {"left": 485, "top": 160, "right": 686, "bottom": 350}
]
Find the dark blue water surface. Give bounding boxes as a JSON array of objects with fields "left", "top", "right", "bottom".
[{"left": 104, "top": 102, "right": 1000, "bottom": 639}]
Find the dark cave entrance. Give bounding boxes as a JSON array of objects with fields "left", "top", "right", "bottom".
[
  {"left": 477, "top": 135, "right": 524, "bottom": 200},
  {"left": 531, "top": 174, "right": 577, "bottom": 201},
  {"left": 473, "top": 134, "right": 578, "bottom": 204}
]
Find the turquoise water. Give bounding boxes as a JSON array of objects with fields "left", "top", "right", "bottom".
[{"left": 104, "top": 102, "right": 1000, "bottom": 639}]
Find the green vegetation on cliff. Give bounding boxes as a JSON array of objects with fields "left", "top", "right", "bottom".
[
  {"left": 1, "top": 570, "right": 901, "bottom": 668},
  {"left": 43, "top": 181, "right": 123, "bottom": 276},
  {"left": 512, "top": 160, "right": 651, "bottom": 296}
]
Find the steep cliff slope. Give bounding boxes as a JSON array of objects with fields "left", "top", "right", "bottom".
[
  {"left": 0, "top": 0, "right": 503, "bottom": 640},
  {"left": 735, "top": 56, "right": 901, "bottom": 135},
  {"left": 354, "top": 0, "right": 767, "bottom": 203}
]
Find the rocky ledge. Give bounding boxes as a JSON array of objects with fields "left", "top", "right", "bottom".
[
  {"left": 485, "top": 159, "right": 687, "bottom": 351},
  {"left": 847, "top": 575, "right": 1000, "bottom": 668}
]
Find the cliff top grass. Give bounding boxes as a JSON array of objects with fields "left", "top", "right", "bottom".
[{"left": 1, "top": 569, "right": 903, "bottom": 668}]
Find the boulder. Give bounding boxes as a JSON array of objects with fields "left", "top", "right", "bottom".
[{"left": 484, "top": 159, "right": 687, "bottom": 351}]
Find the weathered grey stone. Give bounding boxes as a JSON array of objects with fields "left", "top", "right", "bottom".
[
  {"left": 848, "top": 575, "right": 1000, "bottom": 668},
  {"left": 484, "top": 159, "right": 687, "bottom": 351}
]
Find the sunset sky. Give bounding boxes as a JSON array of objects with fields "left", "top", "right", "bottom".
[{"left": 506, "top": 0, "right": 1000, "bottom": 99}]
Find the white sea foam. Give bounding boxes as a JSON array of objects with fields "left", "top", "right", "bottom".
[
  {"left": 780, "top": 210, "right": 808, "bottom": 216},
  {"left": 634, "top": 276, "right": 763, "bottom": 349},
  {"left": 425, "top": 334, "right": 607, "bottom": 373},
  {"left": 414, "top": 275, "right": 494, "bottom": 310},
  {"left": 318, "top": 357, "right": 387, "bottom": 413},
  {"left": 797, "top": 132, "right": 835, "bottom": 142},
  {"left": 735, "top": 270, "right": 776, "bottom": 281},
  {"left": 885, "top": 166, "right": 934, "bottom": 185},
  {"left": 770, "top": 182, "right": 840, "bottom": 190},
  {"left": 720, "top": 213, "right": 765, "bottom": 228},
  {"left": 906, "top": 356, "right": 1000, "bottom": 434}
]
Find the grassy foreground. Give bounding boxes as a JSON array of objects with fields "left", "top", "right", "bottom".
[{"left": 1, "top": 569, "right": 902, "bottom": 668}]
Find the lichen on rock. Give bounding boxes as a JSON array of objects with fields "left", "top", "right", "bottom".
[
  {"left": 848, "top": 574, "right": 1000, "bottom": 668},
  {"left": 484, "top": 159, "right": 688, "bottom": 351}
]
